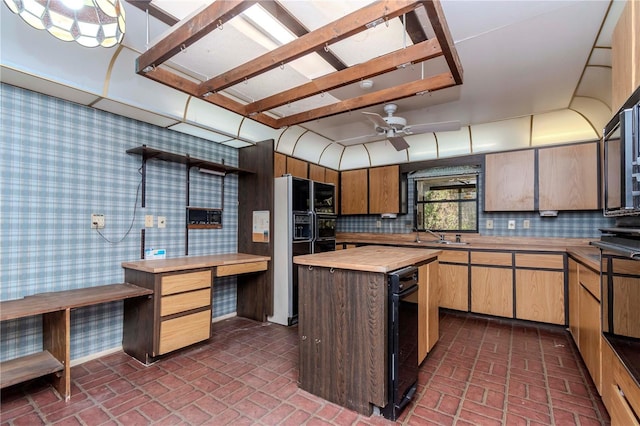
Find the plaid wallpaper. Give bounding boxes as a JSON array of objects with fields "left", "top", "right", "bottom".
[
  {"left": 0, "top": 83, "right": 240, "bottom": 362},
  {"left": 338, "top": 165, "right": 616, "bottom": 237}
]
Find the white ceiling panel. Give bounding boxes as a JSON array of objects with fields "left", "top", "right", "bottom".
[
  {"left": 531, "top": 110, "right": 598, "bottom": 146},
  {"left": 276, "top": 126, "right": 307, "bottom": 156},
  {"left": 340, "top": 144, "right": 372, "bottom": 170},
  {"left": 291, "top": 132, "right": 333, "bottom": 163},
  {"left": 471, "top": 117, "right": 531, "bottom": 153},
  {"left": 436, "top": 127, "right": 471, "bottom": 158},
  {"left": 184, "top": 98, "right": 243, "bottom": 136},
  {"left": 570, "top": 97, "right": 613, "bottom": 138},
  {"left": 169, "top": 123, "right": 234, "bottom": 143},
  {"left": 407, "top": 133, "right": 438, "bottom": 162},
  {"left": 367, "top": 141, "right": 410, "bottom": 167},
  {"left": 93, "top": 98, "right": 179, "bottom": 128},
  {"left": 318, "top": 143, "right": 344, "bottom": 170}
]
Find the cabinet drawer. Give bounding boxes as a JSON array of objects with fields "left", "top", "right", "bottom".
[
  {"left": 216, "top": 261, "right": 267, "bottom": 277},
  {"left": 611, "top": 258, "right": 640, "bottom": 276},
  {"left": 159, "top": 309, "right": 211, "bottom": 355},
  {"left": 471, "top": 251, "right": 512, "bottom": 267},
  {"left": 439, "top": 250, "right": 469, "bottom": 264},
  {"left": 161, "top": 288, "right": 211, "bottom": 317},
  {"left": 161, "top": 270, "right": 211, "bottom": 296},
  {"left": 515, "top": 253, "right": 564, "bottom": 270},
  {"left": 579, "top": 264, "right": 600, "bottom": 300}
]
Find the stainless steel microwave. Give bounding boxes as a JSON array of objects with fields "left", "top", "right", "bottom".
[{"left": 603, "top": 86, "right": 640, "bottom": 217}]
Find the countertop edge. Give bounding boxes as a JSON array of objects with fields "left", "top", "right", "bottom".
[{"left": 121, "top": 253, "right": 271, "bottom": 274}]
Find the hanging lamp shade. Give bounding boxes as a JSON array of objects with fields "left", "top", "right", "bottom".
[{"left": 3, "top": 0, "right": 125, "bottom": 48}]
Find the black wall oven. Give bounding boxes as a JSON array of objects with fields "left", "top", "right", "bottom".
[{"left": 382, "top": 266, "right": 419, "bottom": 420}]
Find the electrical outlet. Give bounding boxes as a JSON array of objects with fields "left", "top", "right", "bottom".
[
  {"left": 508, "top": 220, "right": 516, "bottom": 230},
  {"left": 523, "top": 219, "right": 530, "bottom": 229},
  {"left": 91, "top": 214, "right": 105, "bottom": 229},
  {"left": 376, "top": 220, "right": 382, "bottom": 228},
  {"left": 158, "top": 216, "right": 166, "bottom": 228},
  {"left": 145, "top": 215, "right": 154, "bottom": 228},
  {"left": 485, "top": 219, "right": 494, "bottom": 230}
]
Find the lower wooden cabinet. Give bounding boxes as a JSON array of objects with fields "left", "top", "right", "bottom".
[
  {"left": 471, "top": 266, "right": 513, "bottom": 317},
  {"left": 418, "top": 260, "right": 439, "bottom": 364},
  {"left": 515, "top": 269, "right": 564, "bottom": 324},
  {"left": 568, "top": 257, "right": 602, "bottom": 394},
  {"left": 438, "top": 250, "right": 469, "bottom": 312},
  {"left": 601, "top": 336, "right": 640, "bottom": 425},
  {"left": 123, "top": 268, "right": 213, "bottom": 363}
]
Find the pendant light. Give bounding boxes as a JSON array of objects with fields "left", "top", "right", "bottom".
[{"left": 3, "top": 0, "right": 125, "bottom": 48}]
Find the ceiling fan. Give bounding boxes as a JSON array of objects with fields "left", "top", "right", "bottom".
[{"left": 337, "top": 103, "right": 461, "bottom": 151}]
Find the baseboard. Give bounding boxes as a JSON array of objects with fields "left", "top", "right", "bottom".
[
  {"left": 71, "top": 346, "right": 122, "bottom": 367},
  {"left": 212, "top": 312, "right": 237, "bottom": 323}
]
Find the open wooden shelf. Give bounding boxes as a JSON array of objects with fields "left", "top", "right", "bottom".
[
  {"left": 0, "top": 351, "right": 64, "bottom": 389},
  {"left": 126, "top": 145, "right": 254, "bottom": 175}
]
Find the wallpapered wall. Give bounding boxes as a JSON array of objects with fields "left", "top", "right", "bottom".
[
  {"left": 0, "top": 83, "right": 240, "bottom": 362},
  {"left": 337, "top": 166, "right": 616, "bottom": 237}
]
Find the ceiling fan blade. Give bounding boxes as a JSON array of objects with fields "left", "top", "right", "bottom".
[
  {"left": 334, "top": 133, "right": 384, "bottom": 146},
  {"left": 362, "top": 112, "right": 390, "bottom": 130},
  {"left": 388, "top": 135, "right": 410, "bottom": 151},
  {"left": 404, "top": 120, "right": 461, "bottom": 135}
]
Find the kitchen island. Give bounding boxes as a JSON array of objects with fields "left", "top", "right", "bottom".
[{"left": 293, "top": 245, "right": 440, "bottom": 418}]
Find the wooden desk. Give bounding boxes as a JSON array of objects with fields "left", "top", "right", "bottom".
[
  {"left": 121, "top": 253, "right": 270, "bottom": 364},
  {"left": 0, "top": 283, "right": 153, "bottom": 400}
]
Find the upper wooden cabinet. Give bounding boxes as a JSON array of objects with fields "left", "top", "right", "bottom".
[
  {"left": 308, "top": 164, "right": 325, "bottom": 182},
  {"left": 612, "top": 0, "right": 640, "bottom": 111},
  {"left": 274, "top": 152, "right": 287, "bottom": 178},
  {"left": 538, "top": 142, "right": 599, "bottom": 211},
  {"left": 341, "top": 169, "right": 368, "bottom": 215},
  {"left": 286, "top": 157, "right": 308, "bottom": 179},
  {"left": 368, "top": 165, "right": 400, "bottom": 214},
  {"left": 484, "top": 150, "right": 535, "bottom": 211}
]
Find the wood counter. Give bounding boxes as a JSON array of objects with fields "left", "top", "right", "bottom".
[
  {"left": 121, "top": 253, "right": 270, "bottom": 274},
  {"left": 293, "top": 245, "right": 440, "bottom": 273}
]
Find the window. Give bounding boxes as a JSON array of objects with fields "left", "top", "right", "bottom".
[{"left": 415, "top": 174, "right": 478, "bottom": 232}]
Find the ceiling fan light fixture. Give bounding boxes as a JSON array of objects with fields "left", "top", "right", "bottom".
[{"left": 3, "top": 0, "right": 125, "bottom": 48}]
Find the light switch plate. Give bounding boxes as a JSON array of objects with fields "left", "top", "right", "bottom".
[
  {"left": 523, "top": 219, "right": 530, "bottom": 229},
  {"left": 485, "top": 219, "right": 494, "bottom": 229},
  {"left": 145, "top": 215, "right": 154, "bottom": 228},
  {"left": 158, "top": 216, "right": 166, "bottom": 228},
  {"left": 508, "top": 220, "right": 516, "bottom": 230}
]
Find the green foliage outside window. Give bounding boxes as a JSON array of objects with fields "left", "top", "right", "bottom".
[{"left": 415, "top": 175, "right": 478, "bottom": 232}]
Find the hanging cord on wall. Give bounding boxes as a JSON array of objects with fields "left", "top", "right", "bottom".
[{"left": 95, "top": 166, "right": 143, "bottom": 244}]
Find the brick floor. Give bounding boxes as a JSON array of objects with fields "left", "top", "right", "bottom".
[{"left": 1, "top": 311, "right": 610, "bottom": 425}]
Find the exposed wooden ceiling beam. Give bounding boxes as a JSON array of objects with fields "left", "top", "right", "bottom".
[
  {"left": 275, "top": 71, "right": 456, "bottom": 127},
  {"left": 243, "top": 38, "right": 442, "bottom": 115},
  {"left": 197, "top": 0, "right": 425, "bottom": 96},
  {"left": 128, "top": 0, "right": 178, "bottom": 26},
  {"left": 423, "top": 0, "right": 463, "bottom": 84},
  {"left": 260, "top": 1, "right": 347, "bottom": 71},
  {"left": 136, "top": 1, "right": 257, "bottom": 74},
  {"left": 401, "top": 10, "right": 429, "bottom": 44}
]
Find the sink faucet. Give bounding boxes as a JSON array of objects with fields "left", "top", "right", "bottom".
[
  {"left": 414, "top": 228, "right": 421, "bottom": 243},
  {"left": 424, "top": 229, "right": 445, "bottom": 241}
]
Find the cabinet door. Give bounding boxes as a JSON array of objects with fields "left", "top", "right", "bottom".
[
  {"left": 368, "top": 165, "right": 399, "bottom": 214},
  {"left": 439, "top": 263, "right": 468, "bottom": 311},
  {"left": 274, "top": 152, "right": 287, "bottom": 178},
  {"left": 612, "top": 0, "right": 640, "bottom": 111},
  {"left": 538, "top": 142, "right": 599, "bottom": 211},
  {"left": 579, "top": 284, "right": 601, "bottom": 393},
  {"left": 515, "top": 269, "right": 564, "bottom": 325},
  {"left": 418, "top": 261, "right": 439, "bottom": 365},
  {"left": 484, "top": 150, "right": 535, "bottom": 211},
  {"left": 471, "top": 267, "right": 513, "bottom": 317},
  {"left": 325, "top": 169, "right": 340, "bottom": 213},
  {"left": 287, "top": 157, "right": 308, "bottom": 178},
  {"left": 309, "top": 164, "right": 326, "bottom": 182},
  {"left": 341, "top": 169, "right": 368, "bottom": 215},
  {"left": 568, "top": 259, "right": 580, "bottom": 344}
]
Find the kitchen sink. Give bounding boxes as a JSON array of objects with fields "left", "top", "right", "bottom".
[{"left": 418, "top": 240, "right": 469, "bottom": 246}]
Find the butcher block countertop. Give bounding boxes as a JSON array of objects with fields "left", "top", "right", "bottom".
[
  {"left": 293, "top": 245, "right": 440, "bottom": 273},
  {"left": 121, "top": 253, "right": 270, "bottom": 274},
  {"left": 337, "top": 232, "right": 594, "bottom": 252}
]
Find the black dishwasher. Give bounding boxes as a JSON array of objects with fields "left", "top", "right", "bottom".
[{"left": 382, "top": 266, "right": 419, "bottom": 420}]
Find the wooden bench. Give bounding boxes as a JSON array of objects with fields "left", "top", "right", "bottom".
[{"left": 0, "top": 283, "right": 153, "bottom": 400}]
